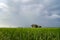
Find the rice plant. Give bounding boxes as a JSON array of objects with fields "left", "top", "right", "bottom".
[{"left": 0, "top": 28, "right": 59, "bottom": 40}]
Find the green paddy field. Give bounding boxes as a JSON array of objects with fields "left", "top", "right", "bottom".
[{"left": 0, "top": 28, "right": 60, "bottom": 40}]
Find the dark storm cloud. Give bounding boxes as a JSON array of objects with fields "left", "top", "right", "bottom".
[{"left": 0, "top": 0, "right": 60, "bottom": 27}]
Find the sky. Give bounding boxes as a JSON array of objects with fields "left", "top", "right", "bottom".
[{"left": 0, "top": 0, "right": 60, "bottom": 27}]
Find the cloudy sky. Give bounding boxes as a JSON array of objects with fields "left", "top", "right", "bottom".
[{"left": 0, "top": 0, "right": 60, "bottom": 27}]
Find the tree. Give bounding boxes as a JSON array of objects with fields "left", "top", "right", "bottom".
[{"left": 31, "top": 24, "right": 42, "bottom": 28}]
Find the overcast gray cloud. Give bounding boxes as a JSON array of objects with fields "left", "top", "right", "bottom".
[{"left": 0, "top": 0, "right": 60, "bottom": 27}]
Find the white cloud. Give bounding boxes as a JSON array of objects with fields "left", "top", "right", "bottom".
[
  {"left": 20, "top": 0, "right": 32, "bottom": 3},
  {"left": 49, "top": 14, "right": 60, "bottom": 18},
  {"left": 0, "top": 3, "right": 9, "bottom": 18},
  {"left": 0, "top": 2, "right": 8, "bottom": 8},
  {"left": 13, "top": 0, "right": 19, "bottom": 2},
  {"left": 0, "top": 24, "right": 19, "bottom": 28}
]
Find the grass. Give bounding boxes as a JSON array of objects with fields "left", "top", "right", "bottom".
[{"left": 0, "top": 28, "right": 60, "bottom": 40}]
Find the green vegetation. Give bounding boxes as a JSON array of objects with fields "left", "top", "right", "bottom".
[{"left": 0, "top": 28, "right": 60, "bottom": 40}]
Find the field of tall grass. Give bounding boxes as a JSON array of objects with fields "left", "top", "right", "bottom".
[{"left": 0, "top": 28, "right": 60, "bottom": 40}]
